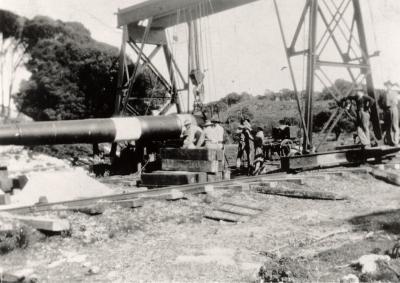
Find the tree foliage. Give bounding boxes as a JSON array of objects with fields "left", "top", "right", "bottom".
[
  {"left": 10, "top": 15, "right": 120, "bottom": 120},
  {"left": 319, "top": 79, "right": 354, "bottom": 101},
  {"left": 0, "top": 10, "right": 24, "bottom": 39},
  {"left": 0, "top": 10, "right": 27, "bottom": 116},
  {"left": 1, "top": 11, "right": 166, "bottom": 121},
  {"left": 313, "top": 110, "right": 355, "bottom": 134}
]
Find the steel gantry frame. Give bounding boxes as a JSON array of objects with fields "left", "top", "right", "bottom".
[
  {"left": 113, "top": 0, "right": 381, "bottom": 157},
  {"left": 111, "top": 0, "right": 260, "bottom": 164},
  {"left": 113, "top": 0, "right": 260, "bottom": 118},
  {"left": 273, "top": 0, "right": 381, "bottom": 153}
]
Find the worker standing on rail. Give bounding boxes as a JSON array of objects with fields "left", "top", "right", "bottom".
[
  {"left": 382, "top": 81, "right": 400, "bottom": 146},
  {"left": 348, "top": 87, "right": 375, "bottom": 147},
  {"left": 236, "top": 118, "right": 253, "bottom": 170},
  {"left": 211, "top": 117, "right": 225, "bottom": 149},
  {"left": 253, "top": 126, "right": 265, "bottom": 175},
  {"left": 182, "top": 119, "right": 203, "bottom": 149},
  {"left": 203, "top": 119, "right": 219, "bottom": 148}
]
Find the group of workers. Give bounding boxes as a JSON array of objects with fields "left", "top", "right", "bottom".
[
  {"left": 235, "top": 118, "right": 265, "bottom": 174},
  {"left": 347, "top": 81, "right": 400, "bottom": 148},
  {"left": 180, "top": 81, "right": 400, "bottom": 174},
  {"left": 181, "top": 117, "right": 224, "bottom": 149}
]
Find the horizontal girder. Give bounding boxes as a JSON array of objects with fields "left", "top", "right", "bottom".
[{"left": 117, "top": 0, "right": 260, "bottom": 28}]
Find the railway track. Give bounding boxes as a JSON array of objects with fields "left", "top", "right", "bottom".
[{"left": 0, "top": 166, "right": 374, "bottom": 215}]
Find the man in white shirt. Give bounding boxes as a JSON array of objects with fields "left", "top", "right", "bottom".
[
  {"left": 182, "top": 119, "right": 203, "bottom": 148},
  {"left": 383, "top": 81, "right": 400, "bottom": 146}
]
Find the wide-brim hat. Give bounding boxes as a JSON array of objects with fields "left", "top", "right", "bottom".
[
  {"left": 384, "top": 80, "right": 396, "bottom": 87},
  {"left": 385, "top": 81, "right": 400, "bottom": 91},
  {"left": 204, "top": 120, "right": 213, "bottom": 127}
]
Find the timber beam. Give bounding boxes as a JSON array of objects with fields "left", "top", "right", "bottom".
[{"left": 281, "top": 146, "right": 400, "bottom": 172}]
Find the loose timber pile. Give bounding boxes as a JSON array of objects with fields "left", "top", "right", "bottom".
[
  {"left": 140, "top": 148, "right": 230, "bottom": 188},
  {"left": 0, "top": 167, "right": 28, "bottom": 206}
]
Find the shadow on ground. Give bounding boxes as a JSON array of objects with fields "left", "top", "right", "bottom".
[{"left": 349, "top": 209, "right": 400, "bottom": 235}]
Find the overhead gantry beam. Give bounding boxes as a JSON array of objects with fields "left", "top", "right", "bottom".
[{"left": 117, "top": 0, "right": 260, "bottom": 28}]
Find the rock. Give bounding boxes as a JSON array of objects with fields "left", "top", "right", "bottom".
[
  {"left": 87, "top": 266, "right": 100, "bottom": 275},
  {"left": 0, "top": 268, "right": 36, "bottom": 283},
  {"left": 82, "top": 261, "right": 91, "bottom": 268},
  {"left": 57, "top": 210, "right": 69, "bottom": 219},
  {"left": 12, "top": 268, "right": 35, "bottom": 278},
  {"left": 37, "top": 196, "right": 48, "bottom": 204},
  {"left": 73, "top": 203, "right": 106, "bottom": 215},
  {"left": 352, "top": 254, "right": 391, "bottom": 274},
  {"left": 26, "top": 273, "right": 39, "bottom": 283},
  {"left": 365, "top": 232, "right": 374, "bottom": 239},
  {"left": 340, "top": 274, "right": 359, "bottom": 283}
]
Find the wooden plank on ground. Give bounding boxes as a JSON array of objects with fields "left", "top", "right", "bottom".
[
  {"left": 160, "top": 148, "right": 224, "bottom": 161},
  {"left": 213, "top": 184, "right": 244, "bottom": 191},
  {"left": 0, "top": 177, "right": 13, "bottom": 193},
  {"left": 8, "top": 215, "right": 70, "bottom": 232},
  {"left": 204, "top": 210, "right": 248, "bottom": 222},
  {"left": 370, "top": 169, "right": 400, "bottom": 186},
  {"left": 296, "top": 174, "right": 330, "bottom": 180},
  {"left": 166, "top": 189, "right": 185, "bottom": 200},
  {"left": 217, "top": 204, "right": 260, "bottom": 216},
  {"left": 72, "top": 203, "right": 106, "bottom": 215},
  {"left": 0, "top": 269, "right": 35, "bottom": 283},
  {"left": 207, "top": 172, "right": 223, "bottom": 182},
  {"left": 113, "top": 198, "right": 144, "bottom": 208},
  {"left": 375, "top": 164, "right": 400, "bottom": 170},
  {"left": 222, "top": 200, "right": 264, "bottom": 211},
  {"left": 0, "top": 191, "right": 10, "bottom": 205},
  {"left": 162, "top": 159, "right": 222, "bottom": 173},
  {"left": 141, "top": 170, "right": 206, "bottom": 186},
  {"left": 0, "top": 166, "right": 8, "bottom": 178},
  {"left": 255, "top": 186, "right": 347, "bottom": 200},
  {"left": 260, "top": 177, "right": 305, "bottom": 185}
]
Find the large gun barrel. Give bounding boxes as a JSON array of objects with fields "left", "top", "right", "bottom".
[{"left": 0, "top": 114, "right": 194, "bottom": 145}]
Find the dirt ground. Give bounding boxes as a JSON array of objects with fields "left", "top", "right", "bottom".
[{"left": 2, "top": 167, "right": 400, "bottom": 282}]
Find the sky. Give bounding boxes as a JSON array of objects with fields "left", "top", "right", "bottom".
[{"left": 1, "top": 0, "right": 400, "bottom": 105}]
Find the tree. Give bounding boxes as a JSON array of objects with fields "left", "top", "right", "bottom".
[
  {"left": 0, "top": 10, "right": 27, "bottom": 117},
  {"left": 320, "top": 79, "right": 353, "bottom": 101},
  {"left": 278, "top": 88, "right": 296, "bottom": 101},
  {"left": 313, "top": 110, "right": 355, "bottom": 134},
  {"left": 222, "top": 92, "right": 242, "bottom": 106},
  {"left": 12, "top": 15, "right": 120, "bottom": 121}
]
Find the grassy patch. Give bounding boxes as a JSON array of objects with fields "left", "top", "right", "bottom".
[
  {"left": 257, "top": 255, "right": 311, "bottom": 282},
  {"left": 349, "top": 209, "right": 400, "bottom": 234}
]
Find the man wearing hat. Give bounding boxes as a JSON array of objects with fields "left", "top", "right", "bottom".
[
  {"left": 236, "top": 118, "right": 253, "bottom": 169},
  {"left": 182, "top": 119, "right": 203, "bottom": 149},
  {"left": 211, "top": 116, "right": 225, "bottom": 149},
  {"left": 253, "top": 126, "right": 265, "bottom": 174},
  {"left": 382, "top": 81, "right": 400, "bottom": 146},
  {"left": 347, "top": 86, "right": 375, "bottom": 146},
  {"left": 203, "top": 119, "right": 220, "bottom": 148}
]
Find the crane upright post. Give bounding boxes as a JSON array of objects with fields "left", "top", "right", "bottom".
[
  {"left": 303, "top": 0, "right": 318, "bottom": 152},
  {"left": 274, "top": 0, "right": 381, "bottom": 153}
]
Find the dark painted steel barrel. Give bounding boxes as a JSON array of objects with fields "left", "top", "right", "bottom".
[{"left": 0, "top": 114, "right": 194, "bottom": 145}]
